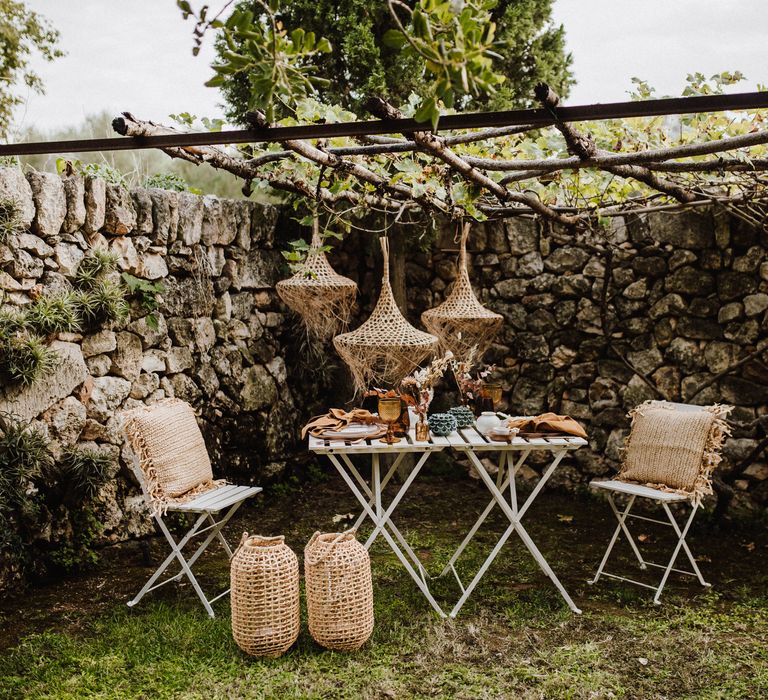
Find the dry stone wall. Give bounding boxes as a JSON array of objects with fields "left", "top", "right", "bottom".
[
  {"left": 0, "top": 167, "right": 323, "bottom": 583},
  {"left": 332, "top": 211, "right": 768, "bottom": 509}
]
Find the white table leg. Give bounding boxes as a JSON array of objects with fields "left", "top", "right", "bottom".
[
  {"left": 326, "top": 452, "right": 446, "bottom": 617},
  {"left": 450, "top": 448, "right": 581, "bottom": 616},
  {"left": 439, "top": 450, "right": 530, "bottom": 577}
]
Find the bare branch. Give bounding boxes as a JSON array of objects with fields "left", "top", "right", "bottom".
[{"left": 366, "top": 97, "right": 581, "bottom": 226}]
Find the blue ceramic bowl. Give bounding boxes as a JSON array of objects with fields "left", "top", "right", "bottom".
[
  {"left": 428, "top": 412, "right": 458, "bottom": 436},
  {"left": 448, "top": 406, "right": 475, "bottom": 429}
]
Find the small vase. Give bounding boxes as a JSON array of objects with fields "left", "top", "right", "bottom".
[{"left": 415, "top": 417, "right": 429, "bottom": 441}]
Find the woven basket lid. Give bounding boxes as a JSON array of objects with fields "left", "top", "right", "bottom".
[
  {"left": 334, "top": 237, "right": 438, "bottom": 392},
  {"left": 421, "top": 223, "right": 503, "bottom": 361},
  {"left": 276, "top": 218, "right": 357, "bottom": 341}
]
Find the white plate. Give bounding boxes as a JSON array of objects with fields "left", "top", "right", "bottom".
[{"left": 323, "top": 424, "right": 379, "bottom": 438}]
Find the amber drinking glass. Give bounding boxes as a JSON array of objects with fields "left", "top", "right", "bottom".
[
  {"left": 478, "top": 382, "right": 502, "bottom": 413},
  {"left": 378, "top": 397, "right": 402, "bottom": 444}
]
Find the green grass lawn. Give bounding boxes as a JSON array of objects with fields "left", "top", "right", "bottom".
[{"left": 1, "top": 467, "right": 767, "bottom": 699}]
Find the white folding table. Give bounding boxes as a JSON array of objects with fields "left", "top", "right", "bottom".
[{"left": 309, "top": 424, "right": 587, "bottom": 617}]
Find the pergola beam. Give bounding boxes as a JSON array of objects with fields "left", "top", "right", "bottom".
[{"left": 1, "top": 90, "right": 767, "bottom": 157}]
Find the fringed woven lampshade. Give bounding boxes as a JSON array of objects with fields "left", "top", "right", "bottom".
[
  {"left": 334, "top": 237, "right": 438, "bottom": 393},
  {"left": 276, "top": 218, "right": 357, "bottom": 341},
  {"left": 421, "top": 223, "right": 503, "bottom": 362}
]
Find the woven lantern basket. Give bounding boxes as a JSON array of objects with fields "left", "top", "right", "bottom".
[
  {"left": 230, "top": 534, "right": 300, "bottom": 658},
  {"left": 421, "top": 223, "right": 503, "bottom": 362},
  {"left": 276, "top": 217, "right": 357, "bottom": 341},
  {"left": 304, "top": 531, "right": 374, "bottom": 651},
  {"left": 333, "top": 236, "right": 438, "bottom": 393}
]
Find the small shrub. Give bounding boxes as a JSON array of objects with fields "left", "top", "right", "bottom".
[
  {"left": 24, "top": 293, "right": 82, "bottom": 336},
  {"left": 2, "top": 334, "right": 59, "bottom": 386},
  {"left": 54, "top": 446, "right": 113, "bottom": 504},
  {"left": 74, "top": 250, "right": 118, "bottom": 289},
  {"left": 0, "top": 198, "right": 24, "bottom": 243},
  {"left": 144, "top": 172, "right": 189, "bottom": 192},
  {"left": 77, "top": 279, "right": 130, "bottom": 326},
  {"left": 0, "top": 416, "right": 53, "bottom": 576}
]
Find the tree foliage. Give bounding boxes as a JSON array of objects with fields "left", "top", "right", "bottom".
[
  {"left": 0, "top": 0, "right": 62, "bottom": 138},
  {"left": 214, "top": 0, "right": 573, "bottom": 124}
]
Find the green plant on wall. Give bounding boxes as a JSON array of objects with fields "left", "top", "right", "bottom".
[
  {"left": 55, "top": 158, "right": 128, "bottom": 189},
  {"left": 0, "top": 250, "right": 129, "bottom": 388},
  {"left": 0, "top": 414, "right": 112, "bottom": 578},
  {"left": 0, "top": 197, "right": 25, "bottom": 243},
  {"left": 121, "top": 273, "right": 165, "bottom": 330},
  {"left": 144, "top": 172, "right": 202, "bottom": 194}
]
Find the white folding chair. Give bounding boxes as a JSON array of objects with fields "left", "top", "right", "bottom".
[
  {"left": 122, "top": 401, "right": 261, "bottom": 617},
  {"left": 588, "top": 402, "right": 730, "bottom": 604}
]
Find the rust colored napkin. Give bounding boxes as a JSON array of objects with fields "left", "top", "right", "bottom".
[
  {"left": 506, "top": 412, "right": 587, "bottom": 439},
  {"left": 301, "top": 409, "right": 380, "bottom": 439}
]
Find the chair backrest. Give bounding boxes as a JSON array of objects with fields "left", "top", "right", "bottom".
[
  {"left": 618, "top": 400, "right": 732, "bottom": 501},
  {"left": 122, "top": 399, "right": 214, "bottom": 508}
]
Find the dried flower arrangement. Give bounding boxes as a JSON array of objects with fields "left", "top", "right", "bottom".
[
  {"left": 399, "top": 351, "right": 454, "bottom": 418},
  {"left": 450, "top": 345, "right": 496, "bottom": 403}
]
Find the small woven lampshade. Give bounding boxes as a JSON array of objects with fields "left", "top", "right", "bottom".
[
  {"left": 421, "top": 223, "right": 503, "bottom": 361},
  {"left": 333, "top": 237, "right": 438, "bottom": 392},
  {"left": 276, "top": 217, "right": 357, "bottom": 341}
]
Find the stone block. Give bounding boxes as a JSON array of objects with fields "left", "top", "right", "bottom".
[
  {"left": 103, "top": 184, "right": 137, "bottom": 235},
  {"left": 131, "top": 188, "right": 154, "bottom": 234},
  {"left": 83, "top": 176, "right": 106, "bottom": 236},
  {"left": 129, "top": 313, "right": 168, "bottom": 349},
  {"left": 54, "top": 242, "right": 84, "bottom": 277},
  {"left": 110, "top": 332, "right": 143, "bottom": 381},
  {"left": 0, "top": 341, "right": 88, "bottom": 421},
  {"left": 147, "top": 188, "right": 178, "bottom": 244},
  {"left": 250, "top": 204, "right": 279, "bottom": 247},
  {"left": 0, "top": 166, "right": 35, "bottom": 227},
  {"left": 27, "top": 171, "right": 66, "bottom": 238},
  {"left": 239, "top": 249, "right": 282, "bottom": 289},
  {"left": 241, "top": 364, "right": 278, "bottom": 411},
  {"left": 82, "top": 330, "right": 117, "bottom": 357},
  {"left": 87, "top": 375, "right": 131, "bottom": 421},
  {"left": 177, "top": 192, "right": 203, "bottom": 245},
  {"left": 504, "top": 218, "right": 537, "bottom": 255},
  {"left": 166, "top": 346, "right": 194, "bottom": 373},
  {"left": 109, "top": 236, "right": 140, "bottom": 274},
  {"left": 61, "top": 173, "right": 86, "bottom": 233},
  {"left": 646, "top": 210, "right": 714, "bottom": 249}
]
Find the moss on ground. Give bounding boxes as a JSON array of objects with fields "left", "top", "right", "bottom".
[{"left": 1, "top": 470, "right": 767, "bottom": 699}]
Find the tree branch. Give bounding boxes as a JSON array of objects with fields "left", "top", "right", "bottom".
[
  {"left": 365, "top": 97, "right": 581, "bottom": 226},
  {"left": 534, "top": 83, "right": 697, "bottom": 204}
]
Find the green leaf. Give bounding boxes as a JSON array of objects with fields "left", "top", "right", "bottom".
[{"left": 382, "top": 29, "right": 406, "bottom": 49}]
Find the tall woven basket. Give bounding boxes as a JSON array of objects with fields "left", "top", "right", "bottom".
[
  {"left": 230, "top": 534, "right": 300, "bottom": 658},
  {"left": 304, "top": 531, "right": 374, "bottom": 651}
]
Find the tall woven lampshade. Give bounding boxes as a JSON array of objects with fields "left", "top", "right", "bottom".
[
  {"left": 276, "top": 217, "right": 357, "bottom": 341},
  {"left": 333, "top": 237, "right": 438, "bottom": 392},
  {"left": 421, "top": 223, "right": 503, "bottom": 361}
]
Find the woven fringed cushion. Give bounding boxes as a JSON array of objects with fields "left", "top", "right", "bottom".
[
  {"left": 618, "top": 401, "right": 732, "bottom": 503},
  {"left": 123, "top": 399, "right": 221, "bottom": 512}
]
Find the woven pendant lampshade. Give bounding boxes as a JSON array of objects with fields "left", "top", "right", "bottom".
[
  {"left": 276, "top": 217, "right": 357, "bottom": 341},
  {"left": 333, "top": 237, "right": 438, "bottom": 392},
  {"left": 421, "top": 223, "right": 503, "bottom": 362}
]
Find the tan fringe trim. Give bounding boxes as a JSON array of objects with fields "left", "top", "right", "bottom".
[
  {"left": 617, "top": 401, "right": 733, "bottom": 506},
  {"left": 123, "top": 407, "right": 226, "bottom": 517}
]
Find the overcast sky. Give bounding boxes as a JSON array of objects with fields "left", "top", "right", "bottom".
[{"left": 14, "top": 0, "right": 768, "bottom": 136}]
